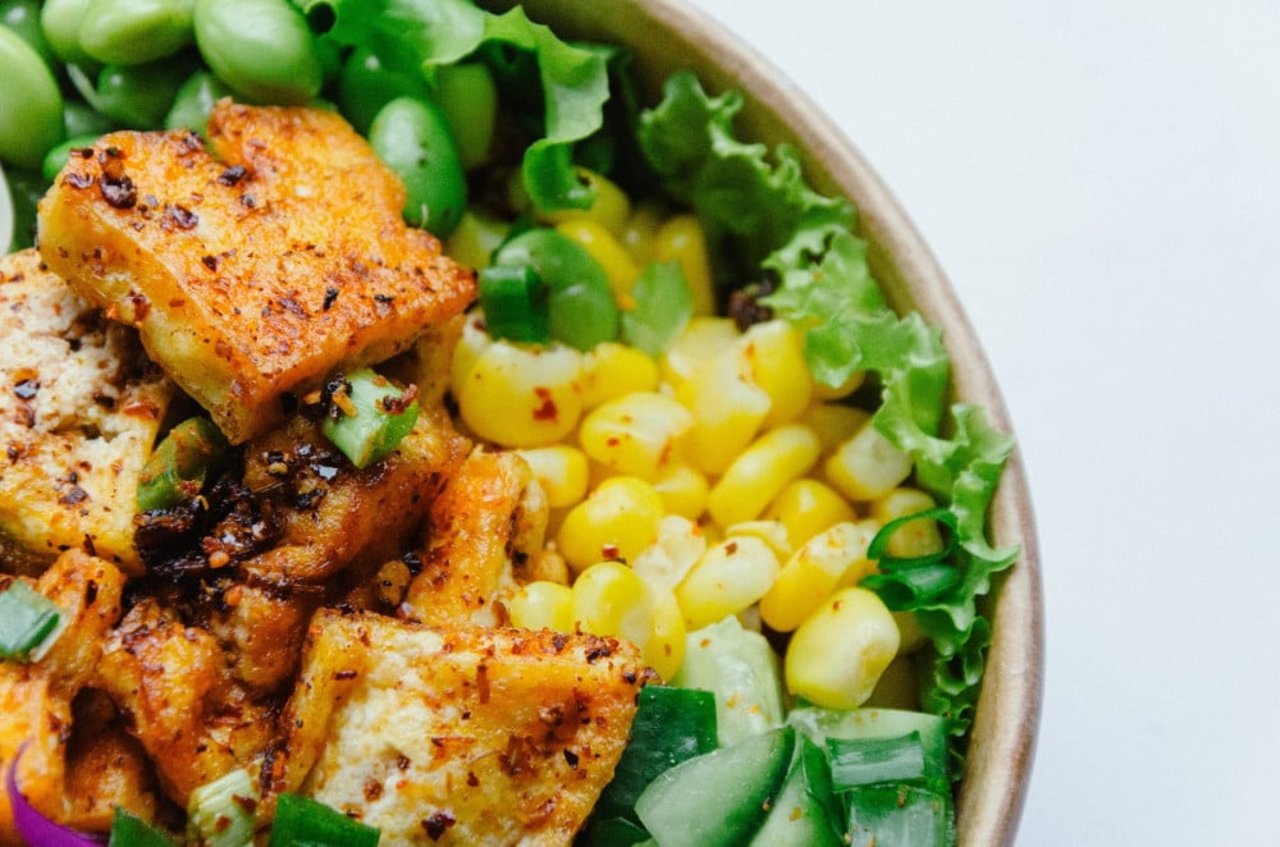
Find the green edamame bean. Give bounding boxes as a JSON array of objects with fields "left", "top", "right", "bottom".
[
  {"left": 40, "top": 0, "right": 96, "bottom": 66},
  {"left": 433, "top": 62, "right": 496, "bottom": 172},
  {"left": 96, "top": 54, "right": 193, "bottom": 129},
  {"left": 1, "top": 0, "right": 53, "bottom": 66},
  {"left": 193, "top": 0, "right": 321, "bottom": 105},
  {"left": 368, "top": 96, "right": 467, "bottom": 239},
  {"left": 164, "top": 69, "right": 230, "bottom": 138},
  {"left": 492, "top": 228, "right": 620, "bottom": 351},
  {"left": 42, "top": 134, "right": 100, "bottom": 182},
  {"left": 337, "top": 47, "right": 430, "bottom": 136},
  {"left": 0, "top": 26, "right": 64, "bottom": 169},
  {"left": 79, "top": 0, "right": 195, "bottom": 66},
  {"left": 63, "top": 100, "right": 115, "bottom": 138}
]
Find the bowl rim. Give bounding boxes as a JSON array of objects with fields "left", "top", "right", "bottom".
[{"left": 490, "top": 1, "right": 1044, "bottom": 842}]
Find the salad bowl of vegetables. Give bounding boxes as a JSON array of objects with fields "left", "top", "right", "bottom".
[{"left": 0, "top": 0, "right": 1041, "bottom": 845}]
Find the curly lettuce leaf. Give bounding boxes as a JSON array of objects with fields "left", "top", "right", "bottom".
[
  {"left": 297, "top": 0, "right": 609, "bottom": 210},
  {"left": 638, "top": 72, "right": 1020, "bottom": 770}
]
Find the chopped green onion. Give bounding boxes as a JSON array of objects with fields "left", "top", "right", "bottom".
[
  {"left": 136, "top": 417, "right": 229, "bottom": 512},
  {"left": 860, "top": 564, "right": 961, "bottom": 611},
  {"left": 846, "top": 784, "right": 954, "bottom": 847},
  {"left": 186, "top": 768, "right": 258, "bottom": 847},
  {"left": 478, "top": 264, "right": 551, "bottom": 343},
  {"left": 619, "top": 260, "right": 693, "bottom": 357},
  {"left": 826, "top": 732, "right": 945, "bottom": 793},
  {"left": 321, "top": 369, "right": 419, "bottom": 469},
  {"left": 0, "top": 581, "right": 64, "bottom": 663},
  {"left": 866, "top": 507, "right": 958, "bottom": 569},
  {"left": 268, "top": 793, "right": 380, "bottom": 847},
  {"left": 110, "top": 806, "right": 176, "bottom": 846}
]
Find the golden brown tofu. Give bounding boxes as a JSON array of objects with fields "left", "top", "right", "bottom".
[
  {"left": 276, "top": 611, "right": 645, "bottom": 846},
  {"left": 0, "top": 551, "right": 129, "bottom": 844},
  {"left": 38, "top": 101, "right": 476, "bottom": 444},
  {"left": 0, "top": 249, "right": 172, "bottom": 574},
  {"left": 404, "top": 448, "right": 549, "bottom": 627}
]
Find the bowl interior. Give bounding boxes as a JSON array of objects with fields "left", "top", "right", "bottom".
[{"left": 482, "top": 1, "right": 1044, "bottom": 842}]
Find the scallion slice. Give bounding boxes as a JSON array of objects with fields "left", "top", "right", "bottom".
[
  {"left": 186, "top": 768, "right": 258, "bottom": 847},
  {"left": 136, "top": 417, "right": 228, "bottom": 512},
  {"left": 321, "top": 369, "right": 419, "bottom": 469},
  {"left": 268, "top": 793, "right": 380, "bottom": 847},
  {"left": 109, "top": 807, "right": 175, "bottom": 847},
  {"left": 865, "top": 507, "right": 958, "bottom": 569},
  {"left": 0, "top": 581, "right": 64, "bottom": 663}
]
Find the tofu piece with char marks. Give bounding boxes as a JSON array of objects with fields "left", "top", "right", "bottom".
[
  {"left": 0, "top": 249, "right": 171, "bottom": 574},
  {"left": 276, "top": 611, "right": 647, "bottom": 846},
  {"left": 38, "top": 101, "right": 475, "bottom": 444}
]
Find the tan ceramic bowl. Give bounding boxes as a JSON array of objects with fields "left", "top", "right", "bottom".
[{"left": 485, "top": 0, "right": 1045, "bottom": 843}]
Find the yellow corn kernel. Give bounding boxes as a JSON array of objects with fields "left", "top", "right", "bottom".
[
  {"left": 444, "top": 210, "right": 508, "bottom": 272},
  {"left": 812, "top": 369, "right": 866, "bottom": 401},
  {"left": 538, "top": 167, "right": 631, "bottom": 234},
  {"left": 651, "top": 463, "right": 709, "bottom": 520},
  {"left": 655, "top": 214, "right": 714, "bottom": 316},
  {"left": 759, "top": 520, "right": 879, "bottom": 632},
  {"left": 872, "top": 488, "right": 944, "bottom": 559},
  {"left": 633, "top": 515, "right": 708, "bottom": 592},
  {"left": 516, "top": 446, "right": 590, "bottom": 509},
  {"left": 661, "top": 317, "right": 740, "bottom": 391},
  {"left": 555, "top": 219, "right": 641, "bottom": 301},
  {"left": 645, "top": 582, "right": 687, "bottom": 681},
  {"left": 458, "top": 340, "right": 584, "bottom": 448},
  {"left": 675, "top": 536, "right": 780, "bottom": 630},
  {"left": 579, "top": 392, "right": 693, "bottom": 480},
  {"left": 893, "top": 611, "right": 928, "bottom": 654},
  {"left": 864, "top": 654, "right": 919, "bottom": 710},
  {"left": 825, "top": 419, "right": 913, "bottom": 502},
  {"left": 801, "top": 404, "right": 871, "bottom": 455},
  {"left": 508, "top": 581, "right": 574, "bottom": 632},
  {"left": 741, "top": 321, "right": 812, "bottom": 427},
  {"left": 556, "top": 476, "right": 664, "bottom": 573},
  {"left": 450, "top": 313, "right": 492, "bottom": 394},
  {"left": 784, "top": 586, "right": 900, "bottom": 710},
  {"left": 765, "top": 479, "right": 858, "bottom": 549},
  {"left": 708, "top": 425, "right": 821, "bottom": 528},
  {"left": 725, "top": 520, "right": 793, "bottom": 562},
  {"left": 621, "top": 201, "right": 663, "bottom": 263},
  {"left": 571, "top": 561, "right": 653, "bottom": 648},
  {"left": 581, "top": 342, "right": 661, "bottom": 409},
  {"left": 676, "top": 345, "right": 771, "bottom": 476}
]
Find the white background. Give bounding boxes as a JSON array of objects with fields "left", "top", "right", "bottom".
[{"left": 688, "top": 1, "right": 1280, "bottom": 843}]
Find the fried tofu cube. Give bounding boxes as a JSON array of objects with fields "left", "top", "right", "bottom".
[
  {"left": 38, "top": 101, "right": 475, "bottom": 444},
  {"left": 0, "top": 249, "right": 171, "bottom": 574},
  {"left": 277, "top": 612, "right": 646, "bottom": 846}
]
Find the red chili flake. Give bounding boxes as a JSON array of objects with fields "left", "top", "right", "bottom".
[
  {"left": 201, "top": 255, "right": 219, "bottom": 271},
  {"left": 99, "top": 173, "right": 137, "bottom": 209},
  {"left": 59, "top": 485, "right": 89, "bottom": 506},
  {"left": 725, "top": 541, "right": 738, "bottom": 554},
  {"left": 601, "top": 543, "right": 620, "bottom": 560},
  {"left": 217, "top": 165, "right": 247, "bottom": 186},
  {"left": 477, "top": 664, "right": 490, "bottom": 704},
  {"left": 13, "top": 379, "right": 38, "bottom": 400},
  {"left": 421, "top": 812, "right": 456, "bottom": 841},
  {"left": 64, "top": 172, "right": 94, "bottom": 190},
  {"left": 164, "top": 204, "right": 199, "bottom": 230},
  {"left": 332, "top": 669, "right": 358, "bottom": 681},
  {"left": 363, "top": 779, "right": 383, "bottom": 801},
  {"left": 323, "top": 286, "right": 339, "bottom": 311},
  {"left": 396, "top": 754, "right": 411, "bottom": 771},
  {"left": 532, "top": 387, "right": 557, "bottom": 421}
]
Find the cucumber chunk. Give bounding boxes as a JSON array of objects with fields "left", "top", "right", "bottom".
[
  {"left": 846, "top": 784, "right": 954, "bottom": 847},
  {"left": 635, "top": 726, "right": 795, "bottom": 847},
  {"left": 750, "top": 736, "right": 844, "bottom": 847},
  {"left": 788, "top": 707, "right": 949, "bottom": 780},
  {"left": 582, "top": 685, "right": 717, "bottom": 842},
  {"left": 827, "top": 732, "right": 946, "bottom": 793},
  {"left": 674, "top": 616, "right": 784, "bottom": 747}
]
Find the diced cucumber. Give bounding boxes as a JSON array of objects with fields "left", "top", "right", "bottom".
[
  {"left": 583, "top": 685, "right": 717, "bottom": 841},
  {"left": 750, "top": 736, "right": 844, "bottom": 847},
  {"left": 674, "top": 616, "right": 784, "bottom": 747},
  {"left": 635, "top": 726, "right": 795, "bottom": 847},
  {"left": 788, "top": 707, "right": 949, "bottom": 781},
  {"left": 846, "top": 784, "right": 955, "bottom": 847},
  {"left": 827, "top": 732, "right": 946, "bottom": 792}
]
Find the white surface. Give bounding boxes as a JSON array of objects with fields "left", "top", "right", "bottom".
[{"left": 688, "top": 1, "right": 1280, "bottom": 843}]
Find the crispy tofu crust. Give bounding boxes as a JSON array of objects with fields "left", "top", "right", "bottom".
[
  {"left": 0, "top": 249, "right": 171, "bottom": 573},
  {"left": 0, "top": 551, "right": 129, "bottom": 844},
  {"left": 276, "top": 611, "right": 646, "bottom": 846},
  {"left": 38, "top": 101, "right": 476, "bottom": 444}
]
